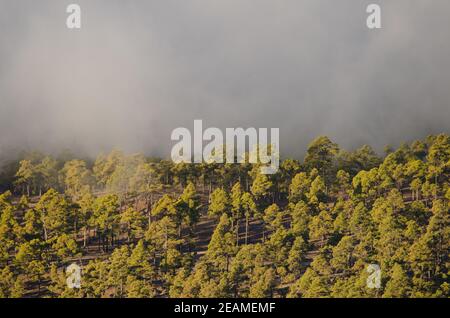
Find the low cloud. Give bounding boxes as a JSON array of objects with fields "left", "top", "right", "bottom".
[{"left": 0, "top": 0, "right": 449, "bottom": 159}]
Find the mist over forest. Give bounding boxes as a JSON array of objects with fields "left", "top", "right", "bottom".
[{"left": 1, "top": 0, "right": 450, "bottom": 161}]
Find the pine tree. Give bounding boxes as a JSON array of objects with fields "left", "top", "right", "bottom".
[
  {"left": 36, "top": 156, "right": 58, "bottom": 195},
  {"left": 125, "top": 275, "right": 155, "bottom": 298},
  {"left": 251, "top": 173, "right": 273, "bottom": 203},
  {"left": 289, "top": 172, "right": 310, "bottom": 204},
  {"left": 128, "top": 240, "right": 155, "bottom": 281},
  {"left": 107, "top": 245, "right": 130, "bottom": 298},
  {"left": 208, "top": 188, "right": 231, "bottom": 218},
  {"left": 60, "top": 159, "right": 93, "bottom": 201},
  {"left": 307, "top": 175, "right": 326, "bottom": 205},
  {"left": 51, "top": 233, "right": 79, "bottom": 261},
  {"left": 14, "top": 160, "right": 35, "bottom": 196},
  {"left": 0, "top": 266, "right": 25, "bottom": 298},
  {"left": 15, "top": 239, "right": 48, "bottom": 293},
  {"left": 0, "top": 204, "right": 21, "bottom": 265},
  {"left": 81, "top": 259, "right": 109, "bottom": 297},
  {"left": 330, "top": 236, "right": 356, "bottom": 274},
  {"left": 409, "top": 200, "right": 449, "bottom": 296},
  {"left": 22, "top": 208, "right": 43, "bottom": 239},
  {"left": 263, "top": 204, "right": 283, "bottom": 236},
  {"left": 288, "top": 267, "right": 329, "bottom": 298},
  {"left": 169, "top": 268, "right": 190, "bottom": 297},
  {"left": 77, "top": 188, "right": 94, "bottom": 247},
  {"left": 309, "top": 209, "right": 333, "bottom": 245},
  {"left": 383, "top": 263, "right": 411, "bottom": 298},
  {"left": 92, "top": 194, "right": 120, "bottom": 251},
  {"left": 289, "top": 201, "right": 311, "bottom": 239},
  {"left": 121, "top": 207, "right": 146, "bottom": 243},
  {"left": 248, "top": 267, "right": 276, "bottom": 298},
  {"left": 287, "top": 236, "right": 308, "bottom": 278},
  {"left": 176, "top": 182, "right": 201, "bottom": 231},
  {"left": 206, "top": 214, "right": 236, "bottom": 272},
  {"left": 35, "top": 189, "right": 70, "bottom": 241},
  {"left": 304, "top": 136, "right": 339, "bottom": 189}
]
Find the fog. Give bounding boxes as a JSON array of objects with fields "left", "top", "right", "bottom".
[{"left": 1, "top": 0, "right": 449, "bottom": 159}]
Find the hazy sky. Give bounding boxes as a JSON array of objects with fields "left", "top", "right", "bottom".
[{"left": 0, "top": 0, "right": 449, "bottom": 159}]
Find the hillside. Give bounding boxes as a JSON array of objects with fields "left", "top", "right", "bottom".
[{"left": 0, "top": 134, "right": 448, "bottom": 298}]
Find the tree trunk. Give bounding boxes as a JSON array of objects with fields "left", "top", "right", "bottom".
[
  {"left": 245, "top": 216, "right": 249, "bottom": 245},
  {"left": 43, "top": 226, "right": 48, "bottom": 241},
  {"left": 209, "top": 180, "right": 212, "bottom": 197},
  {"left": 83, "top": 227, "right": 88, "bottom": 248},
  {"left": 236, "top": 219, "right": 240, "bottom": 246},
  {"left": 147, "top": 196, "right": 153, "bottom": 230}
]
